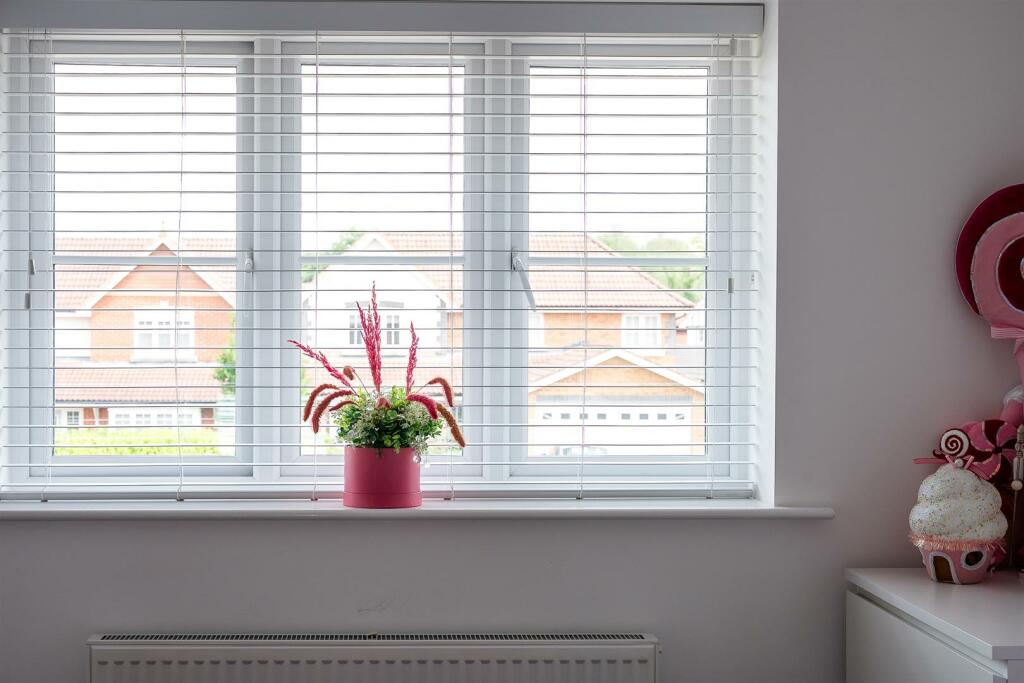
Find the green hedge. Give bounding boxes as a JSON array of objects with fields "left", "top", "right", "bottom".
[{"left": 54, "top": 427, "right": 223, "bottom": 456}]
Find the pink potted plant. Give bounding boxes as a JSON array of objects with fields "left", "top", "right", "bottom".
[{"left": 289, "top": 285, "right": 465, "bottom": 508}]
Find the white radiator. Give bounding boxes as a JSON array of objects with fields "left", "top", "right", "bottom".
[{"left": 87, "top": 632, "right": 659, "bottom": 682}]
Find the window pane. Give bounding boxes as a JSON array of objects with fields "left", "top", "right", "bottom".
[
  {"left": 51, "top": 63, "right": 238, "bottom": 460},
  {"left": 296, "top": 63, "right": 465, "bottom": 463},
  {"left": 526, "top": 65, "right": 711, "bottom": 465}
]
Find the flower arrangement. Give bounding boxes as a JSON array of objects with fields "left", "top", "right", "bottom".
[{"left": 289, "top": 285, "right": 465, "bottom": 454}]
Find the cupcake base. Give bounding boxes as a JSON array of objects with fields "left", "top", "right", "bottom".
[{"left": 910, "top": 534, "right": 1004, "bottom": 584}]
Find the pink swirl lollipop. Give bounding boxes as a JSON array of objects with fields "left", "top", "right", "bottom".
[{"left": 957, "top": 186, "right": 1024, "bottom": 383}]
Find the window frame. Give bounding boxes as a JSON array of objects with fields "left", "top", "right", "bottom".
[
  {"left": 2, "top": 37, "right": 253, "bottom": 487},
  {"left": 2, "top": 34, "right": 756, "bottom": 499}
]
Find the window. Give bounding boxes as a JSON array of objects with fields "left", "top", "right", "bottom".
[
  {"left": 1, "top": 27, "right": 762, "bottom": 501},
  {"left": 622, "top": 313, "right": 662, "bottom": 350},
  {"left": 383, "top": 313, "right": 402, "bottom": 347},
  {"left": 347, "top": 314, "right": 363, "bottom": 346},
  {"left": 133, "top": 310, "right": 195, "bottom": 362}
]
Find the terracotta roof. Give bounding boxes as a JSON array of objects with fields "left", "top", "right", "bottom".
[
  {"left": 308, "top": 232, "right": 693, "bottom": 310},
  {"left": 305, "top": 347, "right": 702, "bottom": 395},
  {"left": 55, "top": 234, "right": 235, "bottom": 258},
  {"left": 54, "top": 235, "right": 235, "bottom": 310},
  {"left": 54, "top": 232, "right": 691, "bottom": 312},
  {"left": 55, "top": 366, "right": 222, "bottom": 404}
]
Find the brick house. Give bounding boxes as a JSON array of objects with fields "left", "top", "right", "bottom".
[
  {"left": 304, "top": 232, "right": 706, "bottom": 457},
  {"left": 53, "top": 231, "right": 705, "bottom": 457},
  {"left": 54, "top": 236, "right": 234, "bottom": 428}
]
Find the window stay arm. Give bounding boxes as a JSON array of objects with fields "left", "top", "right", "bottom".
[{"left": 510, "top": 247, "right": 538, "bottom": 311}]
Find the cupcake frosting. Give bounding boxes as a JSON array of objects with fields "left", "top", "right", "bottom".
[{"left": 909, "top": 464, "right": 1007, "bottom": 541}]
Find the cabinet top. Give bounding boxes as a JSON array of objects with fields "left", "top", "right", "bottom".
[{"left": 847, "top": 568, "right": 1024, "bottom": 661}]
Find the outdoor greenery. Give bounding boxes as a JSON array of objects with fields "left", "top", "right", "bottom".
[
  {"left": 214, "top": 338, "right": 236, "bottom": 395},
  {"left": 301, "top": 231, "right": 362, "bottom": 283},
  {"left": 598, "top": 233, "right": 706, "bottom": 304},
  {"left": 55, "top": 427, "right": 222, "bottom": 456},
  {"left": 335, "top": 386, "right": 443, "bottom": 453}
]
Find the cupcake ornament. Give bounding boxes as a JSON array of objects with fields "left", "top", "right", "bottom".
[{"left": 909, "top": 457, "right": 1007, "bottom": 584}]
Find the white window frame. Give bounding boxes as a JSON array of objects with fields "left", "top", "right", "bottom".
[
  {"left": 3, "top": 34, "right": 754, "bottom": 499},
  {"left": 2, "top": 37, "right": 254, "bottom": 487}
]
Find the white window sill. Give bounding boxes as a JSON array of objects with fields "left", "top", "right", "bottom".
[{"left": 0, "top": 499, "right": 835, "bottom": 520}]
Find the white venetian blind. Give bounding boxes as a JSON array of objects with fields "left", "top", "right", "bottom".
[{"left": 0, "top": 22, "right": 763, "bottom": 501}]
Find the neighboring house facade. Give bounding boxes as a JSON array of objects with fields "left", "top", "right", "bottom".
[
  {"left": 54, "top": 231, "right": 705, "bottom": 460},
  {"left": 303, "top": 233, "right": 706, "bottom": 458},
  {"left": 54, "top": 236, "right": 234, "bottom": 429}
]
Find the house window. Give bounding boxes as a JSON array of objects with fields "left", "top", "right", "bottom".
[
  {"left": 384, "top": 313, "right": 402, "bottom": 346},
  {"left": 64, "top": 410, "right": 80, "bottom": 427},
  {"left": 347, "top": 313, "right": 363, "bottom": 346},
  {"left": 2, "top": 27, "right": 762, "bottom": 501},
  {"left": 622, "top": 314, "right": 662, "bottom": 349},
  {"left": 529, "top": 311, "right": 545, "bottom": 349},
  {"left": 133, "top": 310, "right": 194, "bottom": 362}
]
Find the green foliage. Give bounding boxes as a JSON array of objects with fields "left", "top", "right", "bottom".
[
  {"left": 598, "top": 233, "right": 705, "bottom": 304},
  {"left": 54, "top": 427, "right": 221, "bottom": 456},
  {"left": 214, "top": 340, "right": 236, "bottom": 396},
  {"left": 302, "top": 231, "right": 363, "bottom": 283},
  {"left": 335, "top": 386, "right": 443, "bottom": 453}
]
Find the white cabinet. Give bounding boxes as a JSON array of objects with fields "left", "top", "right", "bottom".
[{"left": 847, "top": 569, "right": 1024, "bottom": 683}]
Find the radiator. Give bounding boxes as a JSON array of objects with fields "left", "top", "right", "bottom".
[{"left": 87, "top": 632, "right": 659, "bottom": 682}]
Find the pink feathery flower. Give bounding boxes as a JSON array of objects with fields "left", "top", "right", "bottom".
[
  {"left": 343, "top": 366, "right": 356, "bottom": 381},
  {"left": 356, "top": 284, "right": 383, "bottom": 393},
  {"left": 424, "top": 377, "right": 455, "bottom": 407},
  {"left": 327, "top": 398, "right": 356, "bottom": 413},
  {"left": 288, "top": 340, "right": 351, "bottom": 388},
  {"left": 436, "top": 402, "right": 466, "bottom": 448},
  {"left": 376, "top": 396, "right": 392, "bottom": 410},
  {"left": 406, "top": 393, "right": 439, "bottom": 419},
  {"left": 310, "top": 390, "right": 351, "bottom": 434},
  {"left": 405, "top": 323, "right": 419, "bottom": 394},
  {"left": 303, "top": 383, "right": 338, "bottom": 421}
]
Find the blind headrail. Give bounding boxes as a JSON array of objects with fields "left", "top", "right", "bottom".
[{"left": 0, "top": 2, "right": 765, "bottom": 35}]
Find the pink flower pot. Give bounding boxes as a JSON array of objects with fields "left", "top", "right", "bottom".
[{"left": 343, "top": 446, "right": 422, "bottom": 509}]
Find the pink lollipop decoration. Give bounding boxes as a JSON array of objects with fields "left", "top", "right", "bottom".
[
  {"left": 956, "top": 184, "right": 1024, "bottom": 314},
  {"left": 914, "top": 426, "right": 1002, "bottom": 480},
  {"left": 957, "top": 186, "right": 1024, "bottom": 385},
  {"left": 970, "top": 213, "right": 1024, "bottom": 382}
]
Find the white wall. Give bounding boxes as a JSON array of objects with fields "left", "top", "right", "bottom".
[{"left": 4, "top": 1, "right": 1024, "bottom": 681}]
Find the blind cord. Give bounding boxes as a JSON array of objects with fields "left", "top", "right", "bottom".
[{"left": 173, "top": 30, "right": 186, "bottom": 501}]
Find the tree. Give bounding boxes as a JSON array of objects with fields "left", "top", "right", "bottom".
[
  {"left": 301, "top": 230, "right": 362, "bottom": 283},
  {"left": 214, "top": 333, "right": 236, "bottom": 396},
  {"left": 598, "top": 233, "right": 705, "bottom": 304}
]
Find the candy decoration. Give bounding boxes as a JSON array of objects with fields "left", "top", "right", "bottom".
[
  {"left": 939, "top": 428, "right": 969, "bottom": 458},
  {"left": 971, "top": 214, "right": 1024, "bottom": 382},
  {"left": 956, "top": 184, "right": 1024, "bottom": 313},
  {"left": 956, "top": 186, "right": 1024, "bottom": 386},
  {"left": 914, "top": 426, "right": 1002, "bottom": 480}
]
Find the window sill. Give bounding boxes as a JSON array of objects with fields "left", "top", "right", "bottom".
[{"left": 0, "top": 499, "right": 835, "bottom": 520}]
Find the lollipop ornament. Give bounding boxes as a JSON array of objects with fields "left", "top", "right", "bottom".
[{"left": 957, "top": 184, "right": 1024, "bottom": 385}]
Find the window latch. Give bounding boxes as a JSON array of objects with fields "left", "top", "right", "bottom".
[{"left": 510, "top": 247, "right": 537, "bottom": 311}]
